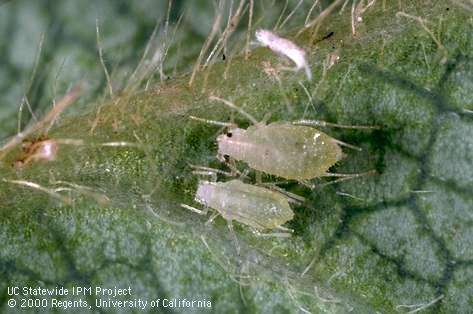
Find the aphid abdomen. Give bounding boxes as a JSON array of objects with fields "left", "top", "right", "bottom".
[
  {"left": 196, "top": 180, "right": 293, "bottom": 230},
  {"left": 243, "top": 123, "right": 342, "bottom": 180}
]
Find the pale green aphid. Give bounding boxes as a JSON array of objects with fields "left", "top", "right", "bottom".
[
  {"left": 192, "top": 96, "right": 375, "bottom": 185},
  {"left": 181, "top": 179, "right": 294, "bottom": 253},
  {"left": 218, "top": 122, "right": 342, "bottom": 181}
]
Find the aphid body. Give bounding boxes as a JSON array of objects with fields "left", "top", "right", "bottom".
[
  {"left": 195, "top": 179, "right": 293, "bottom": 231},
  {"left": 217, "top": 122, "right": 342, "bottom": 180},
  {"left": 255, "top": 29, "right": 312, "bottom": 80},
  {"left": 14, "top": 135, "right": 59, "bottom": 167}
]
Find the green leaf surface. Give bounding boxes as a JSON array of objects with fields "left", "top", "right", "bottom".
[{"left": 1, "top": 1, "right": 472, "bottom": 313}]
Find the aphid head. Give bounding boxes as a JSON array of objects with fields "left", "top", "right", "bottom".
[
  {"left": 195, "top": 180, "right": 216, "bottom": 206},
  {"left": 255, "top": 29, "right": 273, "bottom": 46},
  {"left": 216, "top": 127, "right": 245, "bottom": 156}
]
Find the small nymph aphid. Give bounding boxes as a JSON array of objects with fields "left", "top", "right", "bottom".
[
  {"left": 255, "top": 29, "right": 312, "bottom": 80},
  {"left": 191, "top": 97, "right": 376, "bottom": 186},
  {"left": 182, "top": 179, "right": 294, "bottom": 253},
  {"left": 13, "top": 135, "right": 59, "bottom": 167}
]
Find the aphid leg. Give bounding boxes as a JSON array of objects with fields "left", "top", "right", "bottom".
[
  {"left": 226, "top": 220, "right": 241, "bottom": 255},
  {"left": 293, "top": 119, "right": 379, "bottom": 130},
  {"left": 216, "top": 154, "right": 248, "bottom": 178},
  {"left": 209, "top": 96, "right": 259, "bottom": 126},
  {"left": 180, "top": 203, "right": 208, "bottom": 215},
  {"left": 239, "top": 168, "right": 251, "bottom": 180},
  {"left": 317, "top": 170, "right": 376, "bottom": 187},
  {"left": 298, "top": 180, "right": 316, "bottom": 189},
  {"left": 277, "top": 63, "right": 313, "bottom": 81},
  {"left": 206, "top": 212, "right": 220, "bottom": 225},
  {"left": 256, "top": 112, "right": 272, "bottom": 127},
  {"left": 277, "top": 65, "right": 301, "bottom": 74},
  {"left": 255, "top": 171, "right": 263, "bottom": 184}
]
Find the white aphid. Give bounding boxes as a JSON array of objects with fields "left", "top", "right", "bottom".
[{"left": 255, "top": 29, "right": 312, "bottom": 80}]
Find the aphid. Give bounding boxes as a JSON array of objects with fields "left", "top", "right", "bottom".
[
  {"left": 191, "top": 97, "right": 376, "bottom": 185},
  {"left": 181, "top": 179, "right": 294, "bottom": 253},
  {"left": 14, "top": 135, "right": 59, "bottom": 167},
  {"left": 255, "top": 29, "right": 312, "bottom": 80}
]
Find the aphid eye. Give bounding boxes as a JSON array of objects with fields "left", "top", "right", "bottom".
[{"left": 226, "top": 132, "right": 233, "bottom": 138}]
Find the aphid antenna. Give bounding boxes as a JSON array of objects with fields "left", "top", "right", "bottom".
[
  {"left": 293, "top": 119, "right": 379, "bottom": 130},
  {"left": 209, "top": 96, "right": 259, "bottom": 125},
  {"left": 189, "top": 115, "right": 236, "bottom": 128}
]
